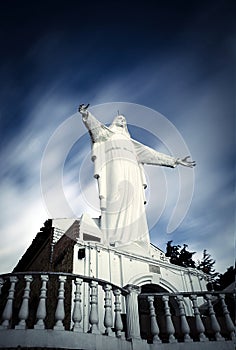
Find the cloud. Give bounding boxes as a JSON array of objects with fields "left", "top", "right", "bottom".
[
  {"left": 0, "top": 29, "right": 234, "bottom": 275},
  {"left": 0, "top": 176, "right": 47, "bottom": 273}
]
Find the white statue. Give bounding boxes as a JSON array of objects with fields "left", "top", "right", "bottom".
[{"left": 79, "top": 104, "right": 195, "bottom": 250}]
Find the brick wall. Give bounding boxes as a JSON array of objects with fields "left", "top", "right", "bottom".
[{"left": 3, "top": 220, "right": 79, "bottom": 329}]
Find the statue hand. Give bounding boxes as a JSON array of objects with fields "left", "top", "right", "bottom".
[
  {"left": 78, "top": 103, "right": 90, "bottom": 116},
  {"left": 176, "top": 156, "right": 196, "bottom": 168}
]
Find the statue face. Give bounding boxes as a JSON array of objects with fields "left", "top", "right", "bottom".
[{"left": 114, "top": 115, "right": 126, "bottom": 128}]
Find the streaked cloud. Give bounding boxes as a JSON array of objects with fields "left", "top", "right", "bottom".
[{"left": 0, "top": 1, "right": 234, "bottom": 275}]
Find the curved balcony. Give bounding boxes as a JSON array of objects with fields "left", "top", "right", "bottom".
[{"left": 0, "top": 272, "right": 235, "bottom": 350}]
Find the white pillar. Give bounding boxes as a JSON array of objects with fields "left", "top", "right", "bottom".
[
  {"left": 113, "top": 288, "right": 124, "bottom": 338},
  {"left": 124, "top": 284, "right": 141, "bottom": 340},
  {"left": 190, "top": 294, "right": 208, "bottom": 342},
  {"left": 15, "top": 275, "right": 33, "bottom": 329},
  {"left": 0, "top": 276, "right": 18, "bottom": 329},
  {"left": 147, "top": 296, "right": 161, "bottom": 343},
  {"left": 103, "top": 284, "right": 113, "bottom": 336},
  {"left": 53, "top": 275, "right": 67, "bottom": 330},
  {"left": 176, "top": 295, "right": 192, "bottom": 342},
  {"left": 34, "top": 275, "right": 49, "bottom": 329},
  {"left": 89, "top": 281, "right": 100, "bottom": 334},
  {"left": 72, "top": 278, "right": 83, "bottom": 332}
]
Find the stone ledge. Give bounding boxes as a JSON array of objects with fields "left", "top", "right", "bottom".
[{"left": 0, "top": 330, "right": 234, "bottom": 350}]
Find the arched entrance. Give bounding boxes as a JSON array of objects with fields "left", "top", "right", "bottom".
[{"left": 138, "top": 283, "right": 178, "bottom": 343}]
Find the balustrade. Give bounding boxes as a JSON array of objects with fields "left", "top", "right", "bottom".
[
  {"left": 0, "top": 278, "right": 4, "bottom": 296},
  {"left": 190, "top": 294, "right": 208, "bottom": 341},
  {"left": 219, "top": 294, "right": 235, "bottom": 340},
  {"left": 162, "top": 295, "right": 177, "bottom": 343},
  {"left": 0, "top": 272, "right": 234, "bottom": 348},
  {"left": 205, "top": 294, "right": 225, "bottom": 341},
  {"left": 72, "top": 277, "right": 83, "bottom": 332},
  {"left": 140, "top": 291, "right": 235, "bottom": 344},
  {"left": 103, "top": 284, "right": 113, "bottom": 336},
  {"left": 113, "top": 288, "right": 124, "bottom": 338},
  {"left": 176, "top": 295, "right": 192, "bottom": 342},
  {"left": 53, "top": 275, "right": 67, "bottom": 330},
  {"left": 34, "top": 275, "right": 49, "bottom": 329},
  {"left": 89, "top": 281, "right": 100, "bottom": 334},
  {"left": 0, "top": 276, "right": 18, "bottom": 329},
  {"left": 15, "top": 275, "right": 33, "bottom": 329},
  {"left": 147, "top": 296, "right": 161, "bottom": 343}
]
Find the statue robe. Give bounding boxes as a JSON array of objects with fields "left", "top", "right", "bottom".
[{"left": 82, "top": 112, "right": 178, "bottom": 249}]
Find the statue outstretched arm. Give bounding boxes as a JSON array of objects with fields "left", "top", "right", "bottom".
[
  {"left": 175, "top": 156, "right": 196, "bottom": 168},
  {"left": 78, "top": 104, "right": 111, "bottom": 143},
  {"left": 133, "top": 140, "right": 196, "bottom": 168},
  {"left": 78, "top": 103, "right": 90, "bottom": 117}
]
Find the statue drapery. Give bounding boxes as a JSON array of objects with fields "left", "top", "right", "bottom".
[{"left": 81, "top": 110, "right": 180, "bottom": 249}]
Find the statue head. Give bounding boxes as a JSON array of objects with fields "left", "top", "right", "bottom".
[
  {"left": 110, "top": 115, "right": 130, "bottom": 135},
  {"left": 113, "top": 115, "right": 127, "bottom": 128}
]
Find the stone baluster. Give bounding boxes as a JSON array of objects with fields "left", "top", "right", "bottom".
[
  {"left": 113, "top": 289, "right": 124, "bottom": 338},
  {"left": 176, "top": 295, "right": 192, "bottom": 342},
  {"left": 0, "top": 276, "right": 18, "bottom": 329},
  {"left": 89, "top": 281, "right": 100, "bottom": 334},
  {"left": 190, "top": 294, "right": 208, "bottom": 341},
  {"left": 72, "top": 278, "right": 83, "bottom": 332},
  {"left": 124, "top": 285, "right": 141, "bottom": 340},
  {"left": 162, "top": 295, "right": 177, "bottom": 343},
  {"left": 205, "top": 294, "right": 224, "bottom": 341},
  {"left": 34, "top": 275, "right": 49, "bottom": 329},
  {"left": 147, "top": 296, "right": 161, "bottom": 343},
  {"left": 53, "top": 275, "right": 67, "bottom": 330},
  {"left": 103, "top": 284, "right": 113, "bottom": 336},
  {"left": 0, "top": 278, "right": 4, "bottom": 295},
  {"left": 15, "top": 275, "right": 33, "bottom": 329},
  {"left": 219, "top": 294, "right": 235, "bottom": 340}
]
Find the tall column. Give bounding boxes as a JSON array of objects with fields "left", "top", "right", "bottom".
[{"left": 124, "top": 284, "right": 141, "bottom": 340}]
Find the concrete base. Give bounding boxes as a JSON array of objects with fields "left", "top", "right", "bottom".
[{"left": 0, "top": 329, "right": 234, "bottom": 350}]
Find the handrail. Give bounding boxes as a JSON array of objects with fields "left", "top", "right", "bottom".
[
  {"left": 0, "top": 271, "right": 235, "bottom": 346},
  {"left": 0, "top": 271, "right": 128, "bottom": 295},
  {"left": 139, "top": 291, "right": 235, "bottom": 297}
]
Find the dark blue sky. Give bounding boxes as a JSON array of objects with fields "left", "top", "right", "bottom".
[{"left": 0, "top": 0, "right": 235, "bottom": 273}]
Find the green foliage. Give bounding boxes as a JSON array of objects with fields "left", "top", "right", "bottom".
[
  {"left": 196, "top": 249, "right": 218, "bottom": 278},
  {"left": 213, "top": 265, "right": 235, "bottom": 291},
  {"left": 165, "top": 240, "right": 196, "bottom": 268},
  {"left": 165, "top": 242, "right": 235, "bottom": 291},
  {"left": 196, "top": 249, "right": 219, "bottom": 291}
]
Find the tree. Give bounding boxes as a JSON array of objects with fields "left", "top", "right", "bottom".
[
  {"left": 197, "top": 249, "right": 219, "bottom": 290},
  {"left": 165, "top": 241, "right": 196, "bottom": 268},
  {"left": 213, "top": 265, "right": 235, "bottom": 291},
  {"left": 165, "top": 243, "right": 234, "bottom": 292},
  {"left": 179, "top": 244, "right": 196, "bottom": 268}
]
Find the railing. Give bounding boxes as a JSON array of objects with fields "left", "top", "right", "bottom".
[
  {"left": 0, "top": 272, "right": 141, "bottom": 340},
  {"left": 139, "top": 291, "right": 235, "bottom": 344},
  {"left": 0, "top": 272, "right": 235, "bottom": 348}
]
